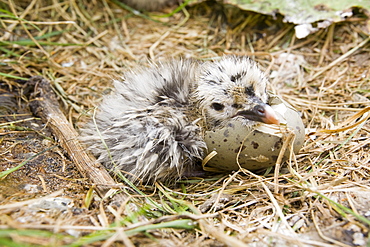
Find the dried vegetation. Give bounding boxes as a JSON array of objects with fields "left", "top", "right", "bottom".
[{"left": 0, "top": 0, "right": 370, "bottom": 246}]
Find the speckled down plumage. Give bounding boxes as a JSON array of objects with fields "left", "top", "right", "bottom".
[{"left": 80, "top": 56, "right": 278, "bottom": 184}]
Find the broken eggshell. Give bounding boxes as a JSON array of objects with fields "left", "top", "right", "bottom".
[{"left": 203, "top": 94, "right": 305, "bottom": 172}]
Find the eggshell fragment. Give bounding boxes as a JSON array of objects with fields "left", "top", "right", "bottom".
[{"left": 203, "top": 94, "right": 305, "bottom": 171}]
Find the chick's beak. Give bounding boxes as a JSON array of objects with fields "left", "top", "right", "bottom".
[{"left": 235, "top": 103, "right": 280, "bottom": 125}]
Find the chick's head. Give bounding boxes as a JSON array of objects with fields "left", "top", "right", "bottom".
[{"left": 196, "top": 56, "right": 279, "bottom": 128}]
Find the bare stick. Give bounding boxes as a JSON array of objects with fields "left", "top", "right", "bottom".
[{"left": 28, "top": 76, "right": 126, "bottom": 201}]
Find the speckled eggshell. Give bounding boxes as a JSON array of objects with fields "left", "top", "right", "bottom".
[{"left": 203, "top": 95, "right": 305, "bottom": 171}]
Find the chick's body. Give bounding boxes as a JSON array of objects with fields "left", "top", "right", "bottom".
[{"left": 80, "top": 56, "right": 278, "bottom": 184}]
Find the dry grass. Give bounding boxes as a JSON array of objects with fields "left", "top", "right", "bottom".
[{"left": 0, "top": 0, "right": 370, "bottom": 246}]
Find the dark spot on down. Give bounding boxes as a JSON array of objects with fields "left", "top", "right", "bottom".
[
  {"left": 245, "top": 85, "right": 255, "bottom": 97},
  {"left": 217, "top": 65, "right": 224, "bottom": 73},
  {"left": 155, "top": 73, "right": 188, "bottom": 104},
  {"left": 230, "top": 73, "right": 241, "bottom": 82},
  {"left": 232, "top": 103, "right": 243, "bottom": 109}
]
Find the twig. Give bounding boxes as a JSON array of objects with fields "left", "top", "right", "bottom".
[{"left": 28, "top": 76, "right": 126, "bottom": 201}]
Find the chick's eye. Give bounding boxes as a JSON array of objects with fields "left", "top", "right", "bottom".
[{"left": 211, "top": 103, "right": 225, "bottom": 111}]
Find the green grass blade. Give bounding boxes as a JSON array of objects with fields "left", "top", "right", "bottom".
[
  {"left": 0, "top": 145, "right": 57, "bottom": 179},
  {"left": 316, "top": 192, "right": 370, "bottom": 226},
  {"left": 0, "top": 72, "right": 28, "bottom": 80}
]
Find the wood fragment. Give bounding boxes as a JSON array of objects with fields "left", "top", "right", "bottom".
[{"left": 27, "top": 76, "right": 126, "bottom": 201}]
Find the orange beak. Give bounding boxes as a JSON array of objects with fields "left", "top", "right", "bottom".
[{"left": 235, "top": 103, "right": 280, "bottom": 125}]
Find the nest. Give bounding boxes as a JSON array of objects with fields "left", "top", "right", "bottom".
[{"left": 0, "top": 0, "right": 370, "bottom": 246}]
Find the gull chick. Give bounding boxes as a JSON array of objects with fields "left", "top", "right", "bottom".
[{"left": 80, "top": 56, "right": 279, "bottom": 184}]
